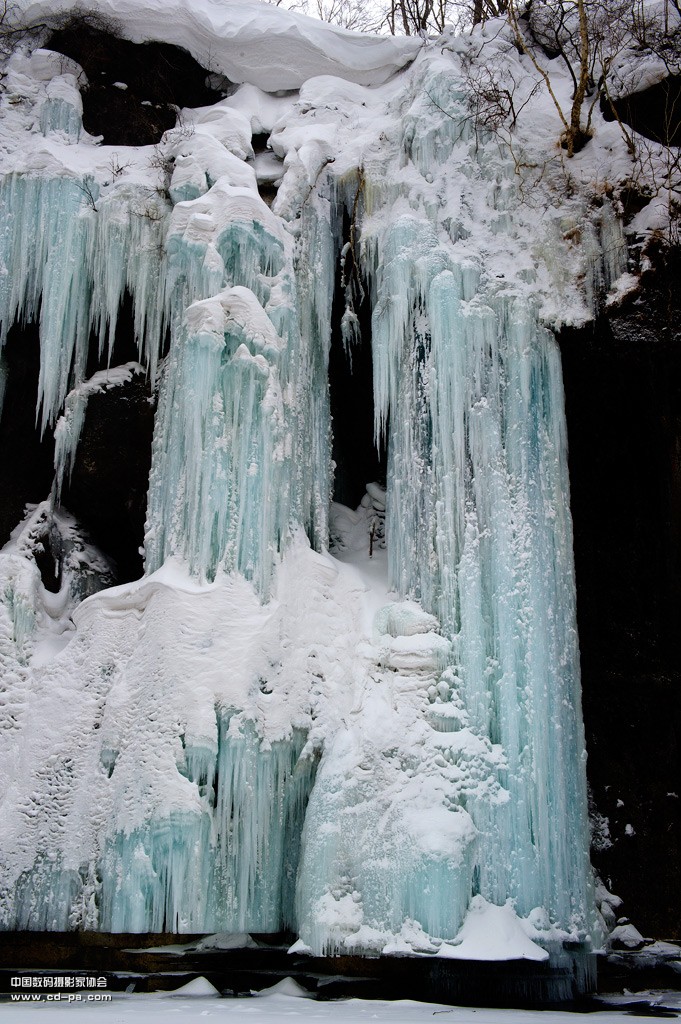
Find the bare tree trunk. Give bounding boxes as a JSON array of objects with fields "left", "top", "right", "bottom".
[
  {"left": 420, "top": 0, "right": 434, "bottom": 31},
  {"left": 507, "top": 0, "right": 570, "bottom": 141},
  {"left": 567, "top": 0, "right": 590, "bottom": 156}
]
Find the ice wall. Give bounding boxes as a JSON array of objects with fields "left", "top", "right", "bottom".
[
  {"left": 0, "top": 7, "right": 624, "bottom": 984},
  {"left": 283, "top": 63, "right": 600, "bottom": 957},
  {"left": 145, "top": 195, "right": 333, "bottom": 590}
]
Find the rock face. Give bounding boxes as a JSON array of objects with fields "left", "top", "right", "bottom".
[
  {"left": 559, "top": 244, "right": 681, "bottom": 939},
  {"left": 0, "top": 321, "right": 55, "bottom": 547},
  {"left": 602, "top": 75, "right": 681, "bottom": 146},
  {"left": 45, "top": 18, "right": 226, "bottom": 145},
  {"left": 61, "top": 374, "right": 155, "bottom": 584},
  {"left": 0, "top": 309, "right": 155, "bottom": 585}
]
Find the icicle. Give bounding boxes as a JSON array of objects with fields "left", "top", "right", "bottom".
[
  {"left": 53, "top": 718, "right": 316, "bottom": 934},
  {"left": 39, "top": 75, "right": 83, "bottom": 142},
  {"left": 0, "top": 175, "right": 167, "bottom": 432},
  {"left": 351, "top": 64, "right": 594, "bottom": 950}
]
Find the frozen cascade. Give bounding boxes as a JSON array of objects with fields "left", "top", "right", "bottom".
[
  {"left": 0, "top": 547, "right": 324, "bottom": 934},
  {"left": 0, "top": 174, "right": 167, "bottom": 431},
  {"left": 290, "top": 60, "right": 599, "bottom": 957},
  {"left": 0, "top": 6, "right": 626, "bottom": 987},
  {"left": 98, "top": 720, "right": 315, "bottom": 933},
  {"left": 9, "top": 718, "right": 315, "bottom": 933},
  {"left": 145, "top": 198, "right": 334, "bottom": 589},
  {"left": 38, "top": 74, "right": 83, "bottom": 142}
]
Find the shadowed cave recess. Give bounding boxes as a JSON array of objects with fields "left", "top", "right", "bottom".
[
  {"left": 328, "top": 238, "right": 386, "bottom": 510},
  {"left": 0, "top": 301, "right": 155, "bottom": 586},
  {"left": 45, "top": 17, "right": 227, "bottom": 146}
]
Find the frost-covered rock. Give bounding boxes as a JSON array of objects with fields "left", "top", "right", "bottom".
[{"left": 607, "top": 922, "right": 647, "bottom": 950}]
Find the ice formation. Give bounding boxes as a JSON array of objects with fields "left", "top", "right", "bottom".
[{"left": 0, "top": 0, "right": 634, "bottom": 987}]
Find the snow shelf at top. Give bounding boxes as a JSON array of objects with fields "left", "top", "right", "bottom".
[{"left": 14, "top": 0, "right": 421, "bottom": 91}]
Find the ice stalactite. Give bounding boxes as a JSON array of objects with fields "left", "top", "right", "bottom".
[
  {"left": 145, "top": 194, "right": 334, "bottom": 591},
  {"left": 99, "top": 720, "right": 315, "bottom": 933},
  {"left": 0, "top": 173, "right": 167, "bottom": 432},
  {"left": 39, "top": 74, "right": 83, "bottom": 142}
]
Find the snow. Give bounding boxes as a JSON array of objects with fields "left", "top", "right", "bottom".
[
  {"left": 604, "top": 0, "right": 681, "bottom": 99},
  {"left": 607, "top": 923, "right": 646, "bottom": 949},
  {"left": 171, "top": 976, "right": 221, "bottom": 996},
  {"left": 15, "top": 0, "right": 420, "bottom": 91},
  {"left": 256, "top": 978, "right": 314, "bottom": 998},
  {"left": 438, "top": 896, "right": 548, "bottom": 962},
  {"left": 2, "top": 987, "right": 679, "bottom": 1023},
  {"left": 606, "top": 273, "right": 640, "bottom": 307},
  {"left": 127, "top": 932, "right": 259, "bottom": 954}
]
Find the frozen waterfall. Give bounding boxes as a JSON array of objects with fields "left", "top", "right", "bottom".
[{"left": 0, "top": 1, "right": 629, "bottom": 992}]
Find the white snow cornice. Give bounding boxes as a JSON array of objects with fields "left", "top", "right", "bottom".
[{"left": 15, "top": 0, "right": 421, "bottom": 91}]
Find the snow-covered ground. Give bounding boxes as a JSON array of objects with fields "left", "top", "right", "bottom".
[{"left": 2, "top": 978, "right": 681, "bottom": 1023}]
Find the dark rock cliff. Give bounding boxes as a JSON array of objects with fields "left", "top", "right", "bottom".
[{"left": 559, "top": 242, "right": 681, "bottom": 939}]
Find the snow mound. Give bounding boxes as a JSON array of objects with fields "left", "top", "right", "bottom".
[
  {"left": 439, "top": 896, "right": 549, "bottom": 962},
  {"left": 607, "top": 922, "right": 646, "bottom": 949},
  {"left": 254, "top": 977, "right": 313, "bottom": 998},
  {"left": 194, "top": 932, "right": 258, "bottom": 951},
  {"left": 170, "top": 976, "right": 220, "bottom": 996}
]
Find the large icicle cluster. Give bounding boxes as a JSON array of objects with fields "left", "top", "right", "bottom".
[
  {"left": 0, "top": 0, "right": 631, "bottom": 983},
  {"left": 270, "top": 58, "right": 622, "bottom": 958},
  {"left": 363, "top": 74, "right": 591, "bottom": 936}
]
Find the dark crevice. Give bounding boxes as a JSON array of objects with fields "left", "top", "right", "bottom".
[
  {"left": 45, "top": 18, "right": 227, "bottom": 146},
  {"left": 601, "top": 74, "right": 681, "bottom": 147},
  {"left": 0, "top": 297, "right": 155, "bottom": 583},
  {"left": 33, "top": 537, "right": 61, "bottom": 593},
  {"left": 0, "top": 320, "right": 56, "bottom": 547},
  {"left": 251, "top": 134, "right": 284, "bottom": 207},
  {"left": 84, "top": 293, "right": 141, "bottom": 379},
  {"left": 67, "top": 293, "right": 156, "bottom": 584},
  {"left": 61, "top": 378, "right": 155, "bottom": 586},
  {"left": 257, "top": 184, "right": 278, "bottom": 208},
  {"left": 329, "top": 222, "right": 386, "bottom": 510},
  {"left": 251, "top": 134, "right": 270, "bottom": 156}
]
